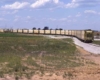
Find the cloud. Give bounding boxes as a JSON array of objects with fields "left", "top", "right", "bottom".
[
  {"left": 84, "top": 10, "right": 100, "bottom": 15},
  {"left": 84, "top": 10, "right": 97, "bottom": 14},
  {"left": 1, "top": 0, "right": 100, "bottom": 10},
  {"left": 77, "top": 0, "right": 100, "bottom": 7},
  {"left": 23, "top": 0, "right": 100, "bottom": 8},
  {"left": 0, "top": 10, "right": 18, "bottom": 16},
  {"left": 1, "top": 0, "right": 51, "bottom": 10},
  {"left": 30, "top": 0, "right": 61, "bottom": 8},
  {"left": 31, "top": 0, "right": 50, "bottom": 8},
  {"left": 2, "top": 2, "right": 29, "bottom": 9},
  {"left": 53, "top": 0, "right": 59, "bottom": 4},
  {"left": 65, "top": 0, "right": 100, "bottom": 8},
  {"left": 65, "top": 0, "right": 79, "bottom": 8}
]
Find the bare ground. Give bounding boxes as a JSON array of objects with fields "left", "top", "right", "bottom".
[{"left": 76, "top": 46, "right": 100, "bottom": 65}]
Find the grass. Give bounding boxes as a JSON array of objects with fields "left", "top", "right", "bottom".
[
  {"left": 93, "top": 40, "right": 100, "bottom": 45},
  {"left": 0, "top": 32, "right": 83, "bottom": 78}
]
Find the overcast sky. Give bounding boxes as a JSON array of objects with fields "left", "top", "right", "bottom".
[{"left": 0, "top": 0, "right": 100, "bottom": 30}]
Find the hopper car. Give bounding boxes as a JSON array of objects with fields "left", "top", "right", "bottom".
[{"left": 74, "top": 30, "right": 94, "bottom": 42}]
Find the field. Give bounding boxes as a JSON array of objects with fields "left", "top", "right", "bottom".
[
  {"left": 93, "top": 40, "right": 100, "bottom": 45},
  {"left": 0, "top": 33, "right": 98, "bottom": 80}
]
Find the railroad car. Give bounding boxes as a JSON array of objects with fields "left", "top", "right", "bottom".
[
  {"left": 45, "top": 30, "right": 50, "bottom": 34},
  {"left": 12, "top": 29, "right": 17, "bottom": 33},
  {"left": 51, "top": 30, "right": 56, "bottom": 35},
  {"left": 39, "top": 30, "right": 44, "bottom": 34},
  {"left": 10, "top": 29, "right": 13, "bottom": 33},
  {"left": 71, "top": 30, "right": 75, "bottom": 36},
  {"left": 74, "top": 30, "right": 76, "bottom": 36},
  {"left": 28, "top": 30, "right": 33, "bottom": 34},
  {"left": 56, "top": 30, "right": 60, "bottom": 35},
  {"left": 74, "top": 30, "right": 93, "bottom": 42},
  {"left": 34, "top": 30, "right": 39, "bottom": 34},
  {"left": 18, "top": 29, "right": 23, "bottom": 33},
  {"left": 0, "top": 29, "right": 4, "bottom": 32},
  {"left": 68, "top": 30, "right": 72, "bottom": 36},
  {"left": 65, "top": 30, "right": 69, "bottom": 35},
  {"left": 22, "top": 29, "right": 28, "bottom": 33},
  {"left": 61, "top": 30, "right": 65, "bottom": 35},
  {"left": 84, "top": 30, "right": 94, "bottom": 42},
  {"left": 60, "top": 29, "right": 93, "bottom": 42}
]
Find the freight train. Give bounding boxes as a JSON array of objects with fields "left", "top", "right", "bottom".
[{"left": 0, "top": 29, "right": 94, "bottom": 42}]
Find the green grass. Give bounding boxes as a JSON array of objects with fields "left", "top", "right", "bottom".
[
  {"left": 0, "top": 32, "right": 41, "bottom": 37},
  {"left": 0, "top": 33, "right": 83, "bottom": 78},
  {"left": 93, "top": 40, "right": 100, "bottom": 45},
  {"left": 0, "top": 32, "right": 23, "bottom": 37}
]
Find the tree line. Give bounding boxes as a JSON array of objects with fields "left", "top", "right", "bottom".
[{"left": 32, "top": 26, "right": 63, "bottom": 30}]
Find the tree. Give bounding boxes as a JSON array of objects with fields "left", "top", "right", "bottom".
[
  {"left": 33, "top": 27, "right": 36, "bottom": 30},
  {"left": 43, "top": 26, "right": 49, "bottom": 30},
  {"left": 59, "top": 28, "right": 63, "bottom": 30},
  {"left": 55, "top": 28, "right": 58, "bottom": 30},
  {"left": 38, "top": 28, "right": 41, "bottom": 30}
]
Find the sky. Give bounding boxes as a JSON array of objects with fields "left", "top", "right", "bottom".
[{"left": 0, "top": 0, "right": 100, "bottom": 30}]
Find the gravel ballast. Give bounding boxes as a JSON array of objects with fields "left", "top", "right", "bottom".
[{"left": 73, "top": 38, "right": 100, "bottom": 54}]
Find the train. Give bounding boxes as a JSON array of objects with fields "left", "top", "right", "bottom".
[{"left": 0, "top": 29, "right": 94, "bottom": 42}]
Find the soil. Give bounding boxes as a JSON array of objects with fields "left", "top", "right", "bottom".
[{"left": 76, "top": 46, "right": 100, "bottom": 65}]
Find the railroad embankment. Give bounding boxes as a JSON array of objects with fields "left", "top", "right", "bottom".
[{"left": 73, "top": 38, "right": 100, "bottom": 54}]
